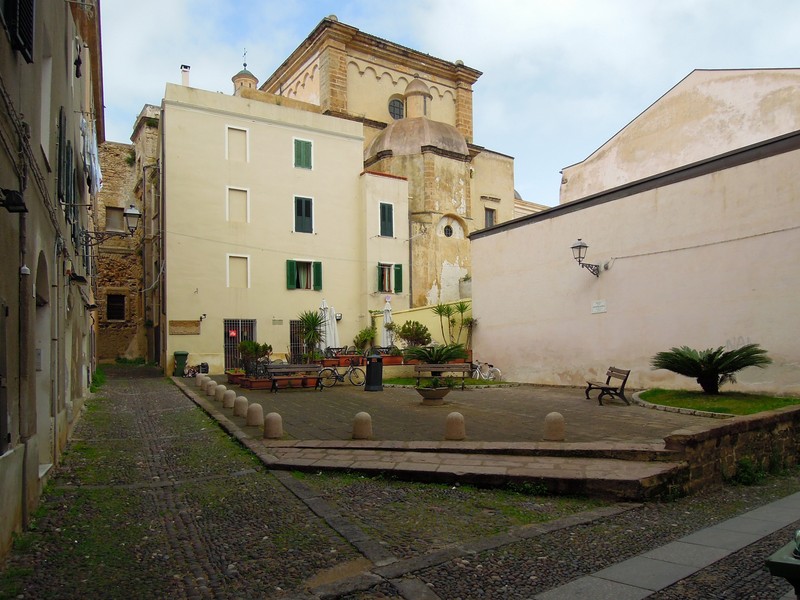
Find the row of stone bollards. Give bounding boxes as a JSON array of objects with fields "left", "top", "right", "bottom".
[{"left": 193, "top": 373, "right": 567, "bottom": 442}]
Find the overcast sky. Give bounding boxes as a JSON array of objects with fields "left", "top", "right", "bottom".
[{"left": 101, "top": 0, "right": 800, "bottom": 205}]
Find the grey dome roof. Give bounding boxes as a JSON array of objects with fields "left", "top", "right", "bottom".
[{"left": 365, "top": 117, "right": 468, "bottom": 159}]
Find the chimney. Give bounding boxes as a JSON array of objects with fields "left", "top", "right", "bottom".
[{"left": 181, "top": 64, "right": 191, "bottom": 86}]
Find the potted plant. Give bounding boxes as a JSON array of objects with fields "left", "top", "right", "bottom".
[
  {"left": 297, "top": 309, "right": 326, "bottom": 363},
  {"left": 415, "top": 376, "right": 457, "bottom": 405},
  {"left": 350, "top": 326, "right": 376, "bottom": 365},
  {"left": 225, "top": 368, "right": 245, "bottom": 385},
  {"left": 382, "top": 345, "right": 404, "bottom": 365},
  {"left": 238, "top": 340, "right": 272, "bottom": 377}
]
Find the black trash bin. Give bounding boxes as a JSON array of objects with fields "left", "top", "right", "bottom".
[
  {"left": 364, "top": 353, "right": 383, "bottom": 392},
  {"left": 173, "top": 351, "right": 189, "bottom": 376}
]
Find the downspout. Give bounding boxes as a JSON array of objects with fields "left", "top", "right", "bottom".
[
  {"left": 18, "top": 211, "right": 29, "bottom": 526},
  {"left": 51, "top": 238, "right": 60, "bottom": 465}
]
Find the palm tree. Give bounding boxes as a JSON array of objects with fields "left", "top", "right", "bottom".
[
  {"left": 432, "top": 303, "right": 455, "bottom": 343},
  {"left": 650, "top": 344, "right": 772, "bottom": 394},
  {"left": 297, "top": 310, "right": 325, "bottom": 362}
]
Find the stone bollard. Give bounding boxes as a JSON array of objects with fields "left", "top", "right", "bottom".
[
  {"left": 444, "top": 412, "right": 466, "bottom": 440},
  {"left": 196, "top": 373, "right": 205, "bottom": 387},
  {"left": 222, "top": 390, "right": 236, "bottom": 408},
  {"left": 246, "top": 403, "right": 264, "bottom": 427},
  {"left": 543, "top": 412, "right": 565, "bottom": 441},
  {"left": 205, "top": 381, "right": 218, "bottom": 397},
  {"left": 233, "top": 396, "right": 248, "bottom": 417},
  {"left": 264, "top": 412, "right": 283, "bottom": 439},
  {"left": 199, "top": 375, "right": 211, "bottom": 389},
  {"left": 214, "top": 384, "right": 227, "bottom": 402},
  {"left": 352, "top": 412, "right": 373, "bottom": 440}
]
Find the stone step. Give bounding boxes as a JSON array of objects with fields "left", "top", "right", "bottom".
[{"left": 260, "top": 445, "right": 688, "bottom": 501}]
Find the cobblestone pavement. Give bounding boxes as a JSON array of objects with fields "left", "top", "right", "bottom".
[{"left": 0, "top": 366, "right": 797, "bottom": 600}]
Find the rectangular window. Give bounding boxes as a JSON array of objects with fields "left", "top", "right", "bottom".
[
  {"left": 377, "top": 263, "right": 403, "bottom": 294},
  {"left": 105, "top": 206, "right": 124, "bottom": 231},
  {"left": 227, "top": 187, "right": 248, "bottom": 222},
  {"left": 227, "top": 255, "right": 249, "bottom": 288},
  {"left": 294, "top": 138, "right": 312, "bottom": 169},
  {"left": 286, "top": 260, "right": 322, "bottom": 290},
  {"left": 226, "top": 126, "right": 248, "bottom": 162},
  {"left": 485, "top": 207, "right": 496, "bottom": 228},
  {"left": 294, "top": 196, "right": 313, "bottom": 233},
  {"left": 2, "top": 0, "right": 35, "bottom": 64},
  {"left": 107, "top": 294, "right": 125, "bottom": 321},
  {"left": 379, "top": 202, "right": 394, "bottom": 237}
]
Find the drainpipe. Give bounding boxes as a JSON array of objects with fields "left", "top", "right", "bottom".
[{"left": 18, "top": 210, "right": 30, "bottom": 526}]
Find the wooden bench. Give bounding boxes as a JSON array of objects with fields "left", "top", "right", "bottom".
[
  {"left": 414, "top": 363, "right": 471, "bottom": 390},
  {"left": 585, "top": 367, "right": 631, "bottom": 405},
  {"left": 267, "top": 364, "right": 323, "bottom": 393}
]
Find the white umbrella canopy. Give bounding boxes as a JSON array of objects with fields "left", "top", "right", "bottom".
[
  {"left": 320, "top": 298, "right": 340, "bottom": 351},
  {"left": 382, "top": 297, "right": 393, "bottom": 347}
]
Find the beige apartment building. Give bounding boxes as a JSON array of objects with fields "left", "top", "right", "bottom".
[
  {"left": 471, "top": 69, "right": 800, "bottom": 395},
  {"left": 0, "top": 0, "right": 105, "bottom": 559},
  {"left": 159, "top": 83, "right": 408, "bottom": 373}
]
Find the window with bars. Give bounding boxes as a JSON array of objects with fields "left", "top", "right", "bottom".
[
  {"left": 294, "top": 196, "right": 313, "bottom": 233},
  {"left": 379, "top": 202, "right": 394, "bottom": 237},
  {"left": 294, "top": 139, "right": 312, "bottom": 169},
  {"left": 378, "top": 263, "right": 403, "bottom": 294},
  {"left": 286, "top": 260, "right": 322, "bottom": 290}
]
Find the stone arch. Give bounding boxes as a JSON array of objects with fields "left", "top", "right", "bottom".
[{"left": 435, "top": 214, "right": 467, "bottom": 239}]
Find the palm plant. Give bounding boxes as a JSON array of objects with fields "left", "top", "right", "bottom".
[
  {"left": 403, "top": 343, "right": 468, "bottom": 365},
  {"left": 297, "top": 310, "right": 325, "bottom": 362},
  {"left": 650, "top": 343, "right": 772, "bottom": 394}
]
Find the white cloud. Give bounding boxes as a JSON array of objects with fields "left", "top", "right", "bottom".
[{"left": 101, "top": 0, "right": 800, "bottom": 203}]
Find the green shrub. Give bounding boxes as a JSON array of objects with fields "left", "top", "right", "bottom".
[
  {"left": 730, "top": 458, "right": 766, "bottom": 486},
  {"left": 394, "top": 320, "right": 431, "bottom": 347}
]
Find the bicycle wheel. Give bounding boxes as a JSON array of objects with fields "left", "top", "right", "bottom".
[
  {"left": 487, "top": 367, "right": 501, "bottom": 381},
  {"left": 319, "top": 368, "right": 338, "bottom": 388},
  {"left": 348, "top": 367, "right": 366, "bottom": 386}
]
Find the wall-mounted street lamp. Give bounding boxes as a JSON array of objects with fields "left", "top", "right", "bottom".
[
  {"left": 81, "top": 204, "right": 141, "bottom": 246},
  {"left": 0, "top": 188, "right": 27, "bottom": 213},
  {"left": 570, "top": 238, "right": 600, "bottom": 277}
]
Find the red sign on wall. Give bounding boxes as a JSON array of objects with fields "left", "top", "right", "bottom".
[{"left": 229, "top": 330, "right": 237, "bottom": 338}]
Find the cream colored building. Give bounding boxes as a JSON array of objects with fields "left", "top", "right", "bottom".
[
  {"left": 471, "top": 70, "right": 800, "bottom": 395},
  {"left": 0, "top": 0, "right": 105, "bottom": 559},
  {"left": 260, "top": 16, "right": 518, "bottom": 306},
  {"left": 159, "top": 83, "right": 408, "bottom": 373}
]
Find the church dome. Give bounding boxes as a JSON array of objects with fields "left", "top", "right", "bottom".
[{"left": 365, "top": 117, "right": 468, "bottom": 159}]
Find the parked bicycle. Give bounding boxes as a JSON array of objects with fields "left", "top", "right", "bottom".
[
  {"left": 471, "top": 360, "right": 501, "bottom": 381},
  {"left": 319, "top": 358, "right": 366, "bottom": 387}
]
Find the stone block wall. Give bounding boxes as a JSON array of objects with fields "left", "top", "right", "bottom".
[{"left": 664, "top": 406, "right": 800, "bottom": 494}]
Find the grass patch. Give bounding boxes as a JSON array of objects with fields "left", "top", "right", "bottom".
[
  {"left": 89, "top": 366, "right": 106, "bottom": 393},
  {"left": 383, "top": 376, "right": 507, "bottom": 387},
  {"left": 639, "top": 388, "right": 800, "bottom": 415},
  {"left": 114, "top": 357, "right": 147, "bottom": 365},
  {"left": 292, "top": 471, "right": 606, "bottom": 558}
]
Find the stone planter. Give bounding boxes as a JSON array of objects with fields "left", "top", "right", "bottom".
[
  {"left": 415, "top": 387, "right": 451, "bottom": 405},
  {"left": 226, "top": 372, "right": 244, "bottom": 385}
]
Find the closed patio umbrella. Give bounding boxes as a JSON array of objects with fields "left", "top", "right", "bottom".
[{"left": 382, "top": 297, "right": 393, "bottom": 347}]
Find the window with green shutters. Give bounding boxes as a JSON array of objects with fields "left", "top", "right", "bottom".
[
  {"left": 294, "top": 196, "right": 313, "bottom": 233},
  {"left": 294, "top": 139, "right": 312, "bottom": 169},
  {"left": 378, "top": 263, "right": 402, "bottom": 293},
  {"left": 286, "top": 260, "right": 322, "bottom": 290},
  {"left": 379, "top": 202, "right": 393, "bottom": 237}
]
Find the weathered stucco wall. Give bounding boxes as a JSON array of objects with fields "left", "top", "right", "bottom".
[
  {"left": 472, "top": 142, "right": 800, "bottom": 395},
  {"left": 560, "top": 70, "right": 800, "bottom": 203}
]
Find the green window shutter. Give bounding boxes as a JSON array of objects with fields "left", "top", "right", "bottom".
[
  {"left": 57, "top": 107, "right": 66, "bottom": 202},
  {"left": 380, "top": 203, "right": 393, "bottom": 237},
  {"left": 393, "top": 264, "right": 403, "bottom": 293},
  {"left": 377, "top": 265, "right": 383, "bottom": 292},
  {"left": 286, "top": 260, "right": 297, "bottom": 289},
  {"left": 294, "top": 139, "right": 311, "bottom": 168},
  {"left": 312, "top": 261, "right": 322, "bottom": 290}
]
